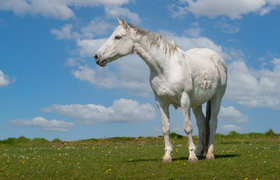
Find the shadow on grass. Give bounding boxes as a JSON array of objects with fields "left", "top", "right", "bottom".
[
  {"left": 173, "top": 154, "right": 240, "bottom": 161},
  {"left": 122, "top": 158, "right": 160, "bottom": 162},
  {"left": 123, "top": 154, "right": 240, "bottom": 163}
]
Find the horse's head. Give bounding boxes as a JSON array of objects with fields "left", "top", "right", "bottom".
[{"left": 94, "top": 17, "right": 134, "bottom": 67}]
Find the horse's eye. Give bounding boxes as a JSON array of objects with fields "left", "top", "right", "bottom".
[{"left": 115, "top": 35, "right": 122, "bottom": 40}]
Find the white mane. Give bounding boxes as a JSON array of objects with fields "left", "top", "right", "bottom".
[{"left": 128, "top": 23, "right": 179, "bottom": 56}]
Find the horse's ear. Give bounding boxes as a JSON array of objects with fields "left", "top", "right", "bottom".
[
  {"left": 116, "top": 17, "right": 122, "bottom": 25},
  {"left": 121, "top": 17, "right": 130, "bottom": 30}
]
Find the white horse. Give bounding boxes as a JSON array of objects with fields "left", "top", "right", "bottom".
[{"left": 94, "top": 18, "right": 227, "bottom": 162}]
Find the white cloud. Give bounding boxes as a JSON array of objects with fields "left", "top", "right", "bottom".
[
  {"left": 0, "top": 70, "right": 10, "bottom": 88},
  {"left": 71, "top": 64, "right": 117, "bottom": 89},
  {"left": 219, "top": 124, "right": 249, "bottom": 133},
  {"left": 0, "top": 0, "right": 75, "bottom": 20},
  {"left": 41, "top": 98, "right": 157, "bottom": 125},
  {"left": 168, "top": 4, "right": 189, "bottom": 19},
  {"left": 71, "top": 56, "right": 151, "bottom": 97},
  {"left": 65, "top": 57, "right": 86, "bottom": 67},
  {"left": 105, "top": 5, "right": 142, "bottom": 24},
  {"left": 169, "top": 0, "right": 280, "bottom": 19},
  {"left": 214, "top": 18, "right": 240, "bottom": 34},
  {"left": 259, "top": 4, "right": 275, "bottom": 15},
  {"left": 51, "top": 24, "right": 76, "bottom": 39},
  {"left": 0, "top": 0, "right": 131, "bottom": 20},
  {"left": 0, "top": 70, "right": 15, "bottom": 88},
  {"left": 225, "top": 58, "right": 280, "bottom": 110},
  {"left": 51, "top": 19, "right": 114, "bottom": 40},
  {"left": 219, "top": 106, "right": 250, "bottom": 123},
  {"left": 184, "top": 22, "right": 203, "bottom": 37},
  {"left": 80, "top": 19, "right": 114, "bottom": 39},
  {"left": 7, "top": 117, "right": 75, "bottom": 132},
  {"left": 76, "top": 38, "right": 108, "bottom": 57},
  {"left": 60, "top": 0, "right": 130, "bottom": 6}
]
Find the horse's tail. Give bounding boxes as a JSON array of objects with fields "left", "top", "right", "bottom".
[{"left": 205, "top": 100, "right": 211, "bottom": 154}]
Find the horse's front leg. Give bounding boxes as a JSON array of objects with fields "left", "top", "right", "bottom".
[
  {"left": 155, "top": 96, "right": 172, "bottom": 162},
  {"left": 181, "top": 93, "right": 198, "bottom": 163}
]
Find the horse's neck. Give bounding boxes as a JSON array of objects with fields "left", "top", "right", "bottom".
[{"left": 134, "top": 41, "right": 171, "bottom": 76}]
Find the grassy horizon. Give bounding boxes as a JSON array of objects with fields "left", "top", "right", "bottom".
[{"left": 1, "top": 129, "right": 280, "bottom": 179}]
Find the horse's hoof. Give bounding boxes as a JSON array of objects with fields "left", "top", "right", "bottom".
[
  {"left": 206, "top": 155, "right": 215, "bottom": 160},
  {"left": 188, "top": 157, "right": 198, "bottom": 163},
  {"left": 162, "top": 157, "right": 172, "bottom": 162}
]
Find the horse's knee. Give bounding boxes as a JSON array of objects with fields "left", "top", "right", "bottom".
[
  {"left": 184, "top": 124, "right": 193, "bottom": 134},
  {"left": 162, "top": 125, "right": 170, "bottom": 135}
]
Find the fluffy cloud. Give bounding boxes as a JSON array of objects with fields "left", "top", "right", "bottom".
[
  {"left": 80, "top": 19, "right": 114, "bottom": 39},
  {"left": 51, "top": 24, "right": 76, "bottom": 39},
  {"left": 65, "top": 57, "right": 86, "bottom": 67},
  {"left": 0, "top": 0, "right": 131, "bottom": 20},
  {"left": 214, "top": 18, "right": 240, "bottom": 34},
  {"left": 0, "top": 70, "right": 10, "bottom": 88},
  {"left": 219, "top": 106, "right": 250, "bottom": 123},
  {"left": 104, "top": 5, "right": 142, "bottom": 24},
  {"left": 0, "top": 70, "right": 15, "bottom": 88},
  {"left": 169, "top": 0, "right": 280, "bottom": 19},
  {"left": 51, "top": 20, "right": 114, "bottom": 40},
  {"left": 226, "top": 58, "right": 280, "bottom": 110},
  {"left": 41, "top": 98, "right": 156, "bottom": 125},
  {"left": 71, "top": 56, "right": 151, "bottom": 97},
  {"left": 184, "top": 22, "right": 203, "bottom": 37},
  {"left": 219, "top": 124, "right": 249, "bottom": 133},
  {"left": 7, "top": 117, "right": 75, "bottom": 132},
  {"left": 71, "top": 64, "right": 117, "bottom": 89},
  {"left": 76, "top": 38, "right": 107, "bottom": 57},
  {"left": 0, "top": 0, "right": 75, "bottom": 20}
]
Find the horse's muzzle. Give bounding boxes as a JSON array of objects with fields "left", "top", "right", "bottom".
[{"left": 94, "top": 54, "right": 107, "bottom": 67}]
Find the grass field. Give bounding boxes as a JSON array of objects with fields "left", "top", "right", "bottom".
[{"left": 1, "top": 130, "right": 280, "bottom": 179}]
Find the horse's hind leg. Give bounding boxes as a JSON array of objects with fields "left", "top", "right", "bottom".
[
  {"left": 192, "top": 105, "right": 206, "bottom": 159},
  {"left": 155, "top": 97, "right": 172, "bottom": 162},
  {"left": 206, "top": 90, "right": 224, "bottom": 160}
]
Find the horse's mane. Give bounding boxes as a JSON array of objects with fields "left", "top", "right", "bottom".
[{"left": 128, "top": 23, "right": 178, "bottom": 56}]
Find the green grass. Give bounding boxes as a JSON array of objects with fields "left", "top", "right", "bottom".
[{"left": 1, "top": 130, "right": 280, "bottom": 179}]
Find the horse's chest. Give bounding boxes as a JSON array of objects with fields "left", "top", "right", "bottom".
[{"left": 150, "top": 76, "right": 183, "bottom": 106}]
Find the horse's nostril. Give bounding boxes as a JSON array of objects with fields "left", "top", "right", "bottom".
[{"left": 94, "top": 54, "right": 98, "bottom": 60}]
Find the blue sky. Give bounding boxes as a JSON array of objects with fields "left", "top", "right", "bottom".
[{"left": 0, "top": 0, "right": 280, "bottom": 141}]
